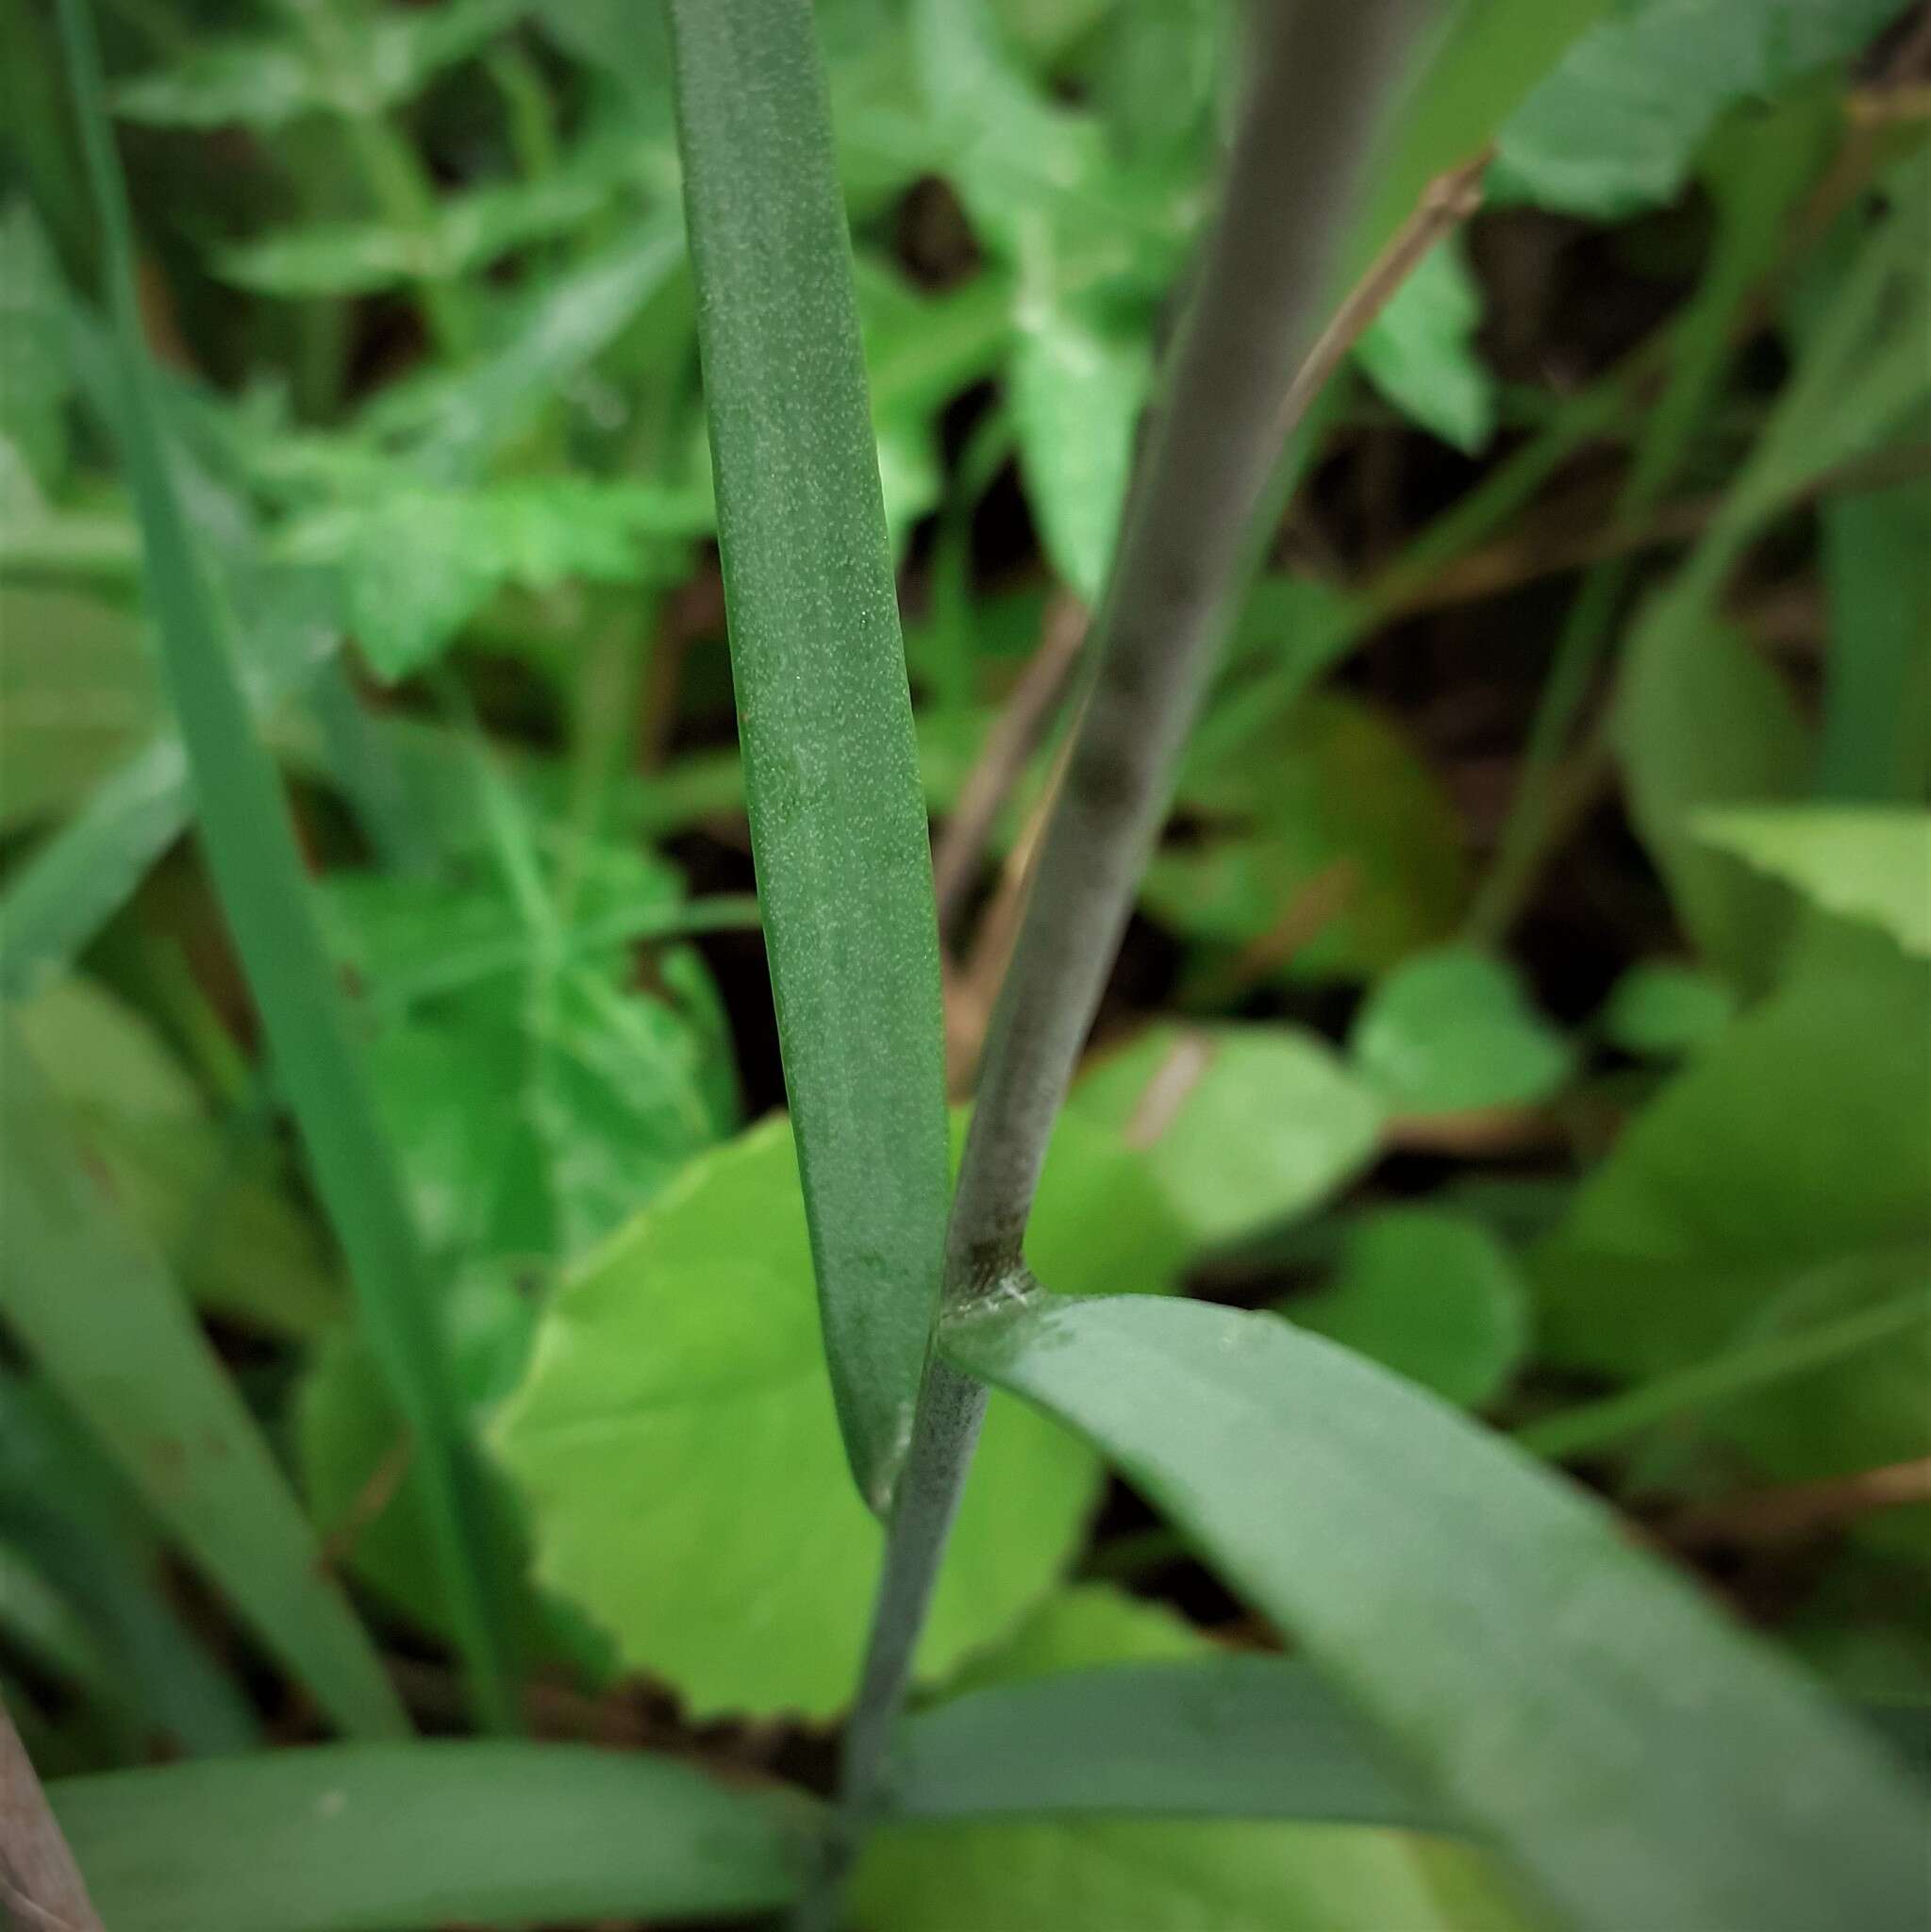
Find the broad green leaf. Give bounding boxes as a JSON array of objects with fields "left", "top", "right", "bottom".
[
  {"left": 665, "top": 0, "right": 952, "bottom": 1506},
  {"left": 0, "top": 586, "right": 162, "bottom": 831},
  {"left": 1070, "top": 1024, "right": 1385, "bottom": 1250},
  {"left": 51, "top": 1742, "right": 821, "bottom": 1932},
  {"left": 947, "top": 1293, "right": 1929, "bottom": 1932},
  {"left": 1697, "top": 808, "right": 1931, "bottom": 960},
  {"left": 283, "top": 478, "right": 709, "bottom": 683},
  {"left": 60, "top": 0, "right": 516, "bottom": 1725},
  {"left": 111, "top": 0, "right": 529, "bottom": 131},
  {"left": 1819, "top": 478, "right": 1931, "bottom": 802},
  {"left": 18, "top": 979, "right": 341, "bottom": 1339},
  {"left": 1613, "top": 602, "right": 1810, "bottom": 989},
  {"left": 0, "top": 201, "right": 72, "bottom": 488},
  {"left": 1356, "top": 234, "right": 1495, "bottom": 454},
  {"left": 1597, "top": 958, "right": 1736, "bottom": 1060},
  {"left": 1150, "top": 692, "right": 1470, "bottom": 982},
  {"left": 1495, "top": 0, "right": 1912, "bottom": 217},
  {"left": 857, "top": 1587, "right": 1505, "bottom": 1932},
  {"left": 494, "top": 1114, "right": 1184, "bottom": 1718},
  {"left": 295, "top": 1284, "right": 613, "bottom": 1680},
  {"left": 0, "top": 1022, "right": 405, "bottom": 1739},
  {"left": 1351, "top": 947, "right": 1573, "bottom": 1117},
  {"left": 1290, "top": 1208, "right": 1531, "bottom": 1407},
  {"left": 1009, "top": 254, "right": 1152, "bottom": 602},
  {"left": 1536, "top": 926, "right": 1931, "bottom": 1529},
  {"left": 323, "top": 851, "right": 735, "bottom": 1268},
  {"left": 891, "top": 1600, "right": 1447, "bottom": 1829}
]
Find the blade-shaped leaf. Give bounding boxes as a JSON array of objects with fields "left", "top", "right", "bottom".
[
  {"left": 0, "top": 1022, "right": 404, "bottom": 1740},
  {"left": 51, "top": 1742, "right": 822, "bottom": 1932},
  {"left": 665, "top": 0, "right": 950, "bottom": 1506},
  {"left": 58, "top": 0, "right": 515, "bottom": 1727},
  {"left": 891, "top": 1654, "right": 1447, "bottom": 1830},
  {"left": 947, "top": 1292, "right": 1928, "bottom": 1932}
]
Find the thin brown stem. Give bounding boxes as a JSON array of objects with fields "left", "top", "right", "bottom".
[
  {"left": 1669, "top": 1458, "right": 1931, "bottom": 1551},
  {"left": 1276, "top": 146, "right": 1490, "bottom": 441},
  {"left": 0, "top": 1698, "right": 102, "bottom": 1932},
  {"left": 930, "top": 592, "right": 1087, "bottom": 942}
]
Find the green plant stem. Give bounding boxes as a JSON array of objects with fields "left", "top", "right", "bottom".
[
  {"left": 1465, "top": 134, "right": 1825, "bottom": 943},
  {"left": 1517, "top": 1285, "right": 1930, "bottom": 1462},
  {"left": 806, "top": 3, "right": 1430, "bottom": 1920},
  {"left": 57, "top": 0, "right": 517, "bottom": 1734}
]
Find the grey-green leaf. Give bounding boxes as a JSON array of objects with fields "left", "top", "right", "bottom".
[
  {"left": 0, "top": 1021, "right": 405, "bottom": 1740},
  {"left": 947, "top": 1292, "right": 1929, "bottom": 1932},
  {"left": 52, "top": 1742, "right": 821, "bottom": 1931},
  {"left": 891, "top": 1655, "right": 1447, "bottom": 1830},
  {"left": 665, "top": 0, "right": 951, "bottom": 1507}
]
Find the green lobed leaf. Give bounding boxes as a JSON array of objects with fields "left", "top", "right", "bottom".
[
  {"left": 1613, "top": 602, "right": 1810, "bottom": 990},
  {"left": 1596, "top": 958, "right": 1737, "bottom": 1061},
  {"left": 1696, "top": 808, "right": 1931, "bottom": 960},
  {"left": 1495, "top": 0, "right": 1913, "bottom": 218},
  {"left": 1350, "top": 946, "right": 1573, "bottom": 1117},
  {"left": 494, "top": 1113, "right": 1187, "bottom": 1719},
  {"left": 1355, "top": 233, "right": 1496, "bottom": 455},
  {"left": 1535, "top": 925, "right": 1931, "bottom": 1540},
  {"left": 111, "top": 0, "right": 530, "bottom": 132},
  {"left": 219, "top": 156, "right": 636, "bottom": 298},
  {"left": 1289, "top": 1208, "right": 1532, "bottom": 1408},
  {"left": 1151, "top": 692, "right": 1471, "bottom": 982},
  {"left": 1070, "top": 1023, "right": 1386, "bottom": 1250},
  {"left": 1009, "top": 268, "right": 1151, "bottom": 603},
  {"left": 282, "top": 478, "right": 710, "bottom": 683},
  {"left": 665, "top": 0, "right": 952, "bottom": 1507},
  {"left": 51, "top": 1742, "right": 821, "bottom": 1932},
  {"left": 0, "top": 1021, "right": 405, "bottom": 1739},
  {"left": 857, "top": 1586, "right": 1513, "bottom": 1932},
  {"left": 947, "top": 1293, "right": 1930, "bottom": 1932}
]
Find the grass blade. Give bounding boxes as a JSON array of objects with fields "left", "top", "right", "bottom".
[
  {"left": 891, "top": 1656, "right": 1448, "bottom": 1831},
  {"left": 0, "top": 1023, "right": 406, "bottom": 1739},
  {"left": 51, "top": 1742, "right": 823, "bottom": 1932},
  {"left": 665, "top": 0, "right": 951, "bottom": 1507},
  {"left": 948, "top": 1292, "right": 1928, "bottom": 1932},
  {"left": 55, "top": 0, "right": 515, "bottom": 1730}
]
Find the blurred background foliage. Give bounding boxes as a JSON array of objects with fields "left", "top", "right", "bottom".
[{"left": 1, "top": 0, "right": 1928, "bottom": 1920}]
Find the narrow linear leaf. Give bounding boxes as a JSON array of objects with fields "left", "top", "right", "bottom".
[
  {"left": 51, "top": 1742, "right": 822, "bottom": 1932},
  {"left": 947, "top": 1293, "right": 1928, "bottom": 1932},
  {"left": 891, "top": 1654, "right": 1448, "bottom": 1830},
  {"left": 57, "top": 0, "right": 515, "bottom": 1728},
  {"left": 0, "top": 1023, "right": 405, "bottom": 1740},
  {"left": 665, "top": 0, "right": 951, "bottom": 1506}
]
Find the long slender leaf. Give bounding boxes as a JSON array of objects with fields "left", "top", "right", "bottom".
[
  {"left": 665, "top": 0, "right": 950, "bottom": 1507},
  {"left": 947, "top": 1292, "right": 1928, "bottom": 1932},
  {"left": 51, "top": 1743, "right": 823, "bottom": 1932},
  {"left": 891, "top": 1656, "right": 1448, "bottom": 1830},
  {"left": 55, "top": 0, "right": 515, "bottom": 1728},
  {"left": 0, "top": 1023, "right": 405, "bottom": 1739}
]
